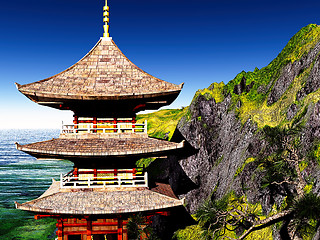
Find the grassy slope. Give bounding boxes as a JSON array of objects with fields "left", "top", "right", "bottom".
[{"left": 136, "top": 108, "right": 187, "bottom": 140}]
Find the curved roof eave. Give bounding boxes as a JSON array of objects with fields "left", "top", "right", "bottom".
[{"left": 15, "top": 38, "right": 183, "bottom": 100}]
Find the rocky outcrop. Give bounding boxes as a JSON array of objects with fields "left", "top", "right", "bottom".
[
  {"left": 149, "top": 24, "right": 320, "bottom": 239},
  {"left": 145, "top": 24, "right": 320, "bottom": 240},
  {"left": 166, "top": 24, "right": 320, "bottom": 215}
]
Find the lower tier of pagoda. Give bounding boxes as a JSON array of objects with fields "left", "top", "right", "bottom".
[
  {"left": 15, "top": 180, "right": 183, "bottom": 215},
  {"left": 34, "top": 211, "right": 171, "bottom": 240}
]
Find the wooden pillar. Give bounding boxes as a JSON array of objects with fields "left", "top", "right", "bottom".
[
  {"left": 57, "top": 219, "right": 64, "bottom": 240},
  {"left": 94, "top": 168, "right": 97, "bottom": 180},
  {"left": 74, "top": 168, "right": 78, "bottom": 178},
  {"left": 73, "top": 115, "right": 78, "bottom": 125},
  {"left": 93, "top": 117, "right": 97, "bottom": 133},
  {"left": 118, "top": 218, "right": 123, "bottom": 240},
  {"left": 132, "top": 117, "right": 136, "bottom": 132},
  {"left": 73, "top": 115, "right": 78, "bottom": 133},
  {"left": 113, "top": 118, "right": 117, "bottom": 132},
  {"left": 86, "top": 219, "right": 92, "bottom": 240}
]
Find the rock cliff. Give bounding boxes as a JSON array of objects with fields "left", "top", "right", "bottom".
[{"left": 149, "top": 24, "right": 320, "bottom": 239}]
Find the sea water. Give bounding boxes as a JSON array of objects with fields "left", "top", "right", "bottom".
[{"left": 0, "top": 129, "right": 73, "bottom": 239}]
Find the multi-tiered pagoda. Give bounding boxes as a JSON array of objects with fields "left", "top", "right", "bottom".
[{"left": 15, "top": 1, "right": 184, "bottom": 239}]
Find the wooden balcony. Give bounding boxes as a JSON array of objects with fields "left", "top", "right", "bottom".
[
  {"left": 60, "top": 168, "right": 148, "bottom": 189},
  {"left": 61, "top": 121, "right": 147, "bottom": 134}
]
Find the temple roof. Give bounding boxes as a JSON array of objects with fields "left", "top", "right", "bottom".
[
  {"left": 15, "top": 181, "right": 183, "bottom": 215},
  {"left": 15, "top": 135, "right": 184, "bottom": 160},
  {"left": 16, "top": 38, "right": 183, "bottom": 102}
]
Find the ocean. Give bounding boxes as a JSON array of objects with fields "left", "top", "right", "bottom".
[{"left": 0, "top": 129, "right": 73, "bottom": 240}]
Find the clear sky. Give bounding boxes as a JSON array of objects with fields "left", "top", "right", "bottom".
[{"left": 1, "top": 0, "right": 320, "bottom": 129}]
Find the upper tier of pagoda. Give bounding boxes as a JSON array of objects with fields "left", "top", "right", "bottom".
[{"left": 15, "top": 38, "right": 183, "bottom": 116}]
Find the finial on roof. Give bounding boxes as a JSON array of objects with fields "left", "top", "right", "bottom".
[{"left": 103, "top": 0, "right": 110, "bottom": 37}]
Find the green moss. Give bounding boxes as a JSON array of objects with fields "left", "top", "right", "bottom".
[
  {"left": 173, "top": 225, "right": 203, "bottom": 240},
  {"left": 299, "top": 160, "right": 308, "bottom": 172},
  {"left": 234, "top": 157, "right": 255, "bottom": 178},
  {"left": 314, "top": 144, "right": 320, "bottom": 165},
  {"left": 236, "top": 61, "right": 313, "bottom": 128},
  {"left": 136, "top": 108, "right": 186, "bottom": 140},
  {"left": 194, "top": 82, "right": 225, "bottom": 103},
  {"left": 304, "top": 184, "right": 313, "bottom": 194},
  {"left": 245, "top": 226, "right": 273, "bottom": 240}
]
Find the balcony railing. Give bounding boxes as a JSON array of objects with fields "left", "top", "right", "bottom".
[
  {"left": 60, "top": 169, "right": 148, "bottom": 189},
  {"left": 61, "top": 121, "right": 147, "bottom": 134}
]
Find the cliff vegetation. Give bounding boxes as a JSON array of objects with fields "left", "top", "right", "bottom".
[{"left": 153, "top": 24, "right": 320, "bottom": 239}]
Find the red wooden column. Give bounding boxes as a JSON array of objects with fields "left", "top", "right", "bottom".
[
  {"left": 93, "top": 117, "right": 97, "bottom": 133},
  {"left": 57, "top": 219, "right": 64, "bottom": 240},
  {"left": 74, "top": 168, "right": 78, "bottom": 178},
  {"left": 73, "top": 115, "right": 78, "bottom": 133},
  {"left": 86, "top": 219, "right": 92, "bottom": 240},
  {"left": 113, "top": 118, "right": 117, "bottom": 132},
  {"left": 132, "top": 117, "right": 136, "bottom": 132},
  {"left": 94, "top": 168, "right": 97, "bottom": 180},
  {"left": 117, "top": 218, "right": 123, "bottom": 240}
]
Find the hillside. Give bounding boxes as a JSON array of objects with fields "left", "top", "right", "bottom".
[
  {"left": 147, "top": 24, "right": 320, "bottom": 239},
  {"left": 136, "top": 108, "right": 186, "bottom": 140}
]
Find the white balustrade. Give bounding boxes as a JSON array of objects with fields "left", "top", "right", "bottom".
[
  {"left": 60, "top": 171, "right": 148, "bottom": 189},
  {"left": 61, "top": 120, "right": 147, "bottom": 134}
]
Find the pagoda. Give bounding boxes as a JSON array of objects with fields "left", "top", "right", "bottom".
[{"left": 14, "top": 1, "right": 184, "bottom": 240}]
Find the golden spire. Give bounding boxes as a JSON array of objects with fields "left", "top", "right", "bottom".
[{"left": 103, "top": 0, "right": 110, "bottom": 37}]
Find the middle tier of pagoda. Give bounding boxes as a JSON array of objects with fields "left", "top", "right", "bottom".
[{"left": 16, "top": 132, "right": 184, "bottom": 167}]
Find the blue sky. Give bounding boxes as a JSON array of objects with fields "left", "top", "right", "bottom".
[{"left": 1, "top": 0, "right": 320, "bottom": 128}]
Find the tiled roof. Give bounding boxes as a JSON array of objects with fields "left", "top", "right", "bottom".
[
  {"left": 16, "top": 38, "right": 183, "bottom": 101},
  {"left": 15, "top": 137, "right": 184, "bottom": 158},
  {"left": 15, "top": 182, "right": 183, "bottom": 215}
]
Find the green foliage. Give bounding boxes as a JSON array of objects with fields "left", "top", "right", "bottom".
[
  {"left": 136, "top": 158, "right": 156, "bottom": 168},
  {"left": 173, "top": 225, "right": 204, "bottom": 240},
  {"left": 293, "top": 193, "right": 320, "bottom": 222},
  {"left": 136, "top": 108, "right": 186, "bottom": 140},
  {"left": 194, "top": 193, "right": 273, "bottom": 240},
  {"left": 127, "top": 213, "right": 159, "bottom": 240},
  {"left": 193, "top": 82, "right": 225, "bottom": 103},
  {"left": 291, "top": 193, "right": 320, "bottom": 239},
  {"left": 258, "top": 123, "right": 303, "bottom": 189}
]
